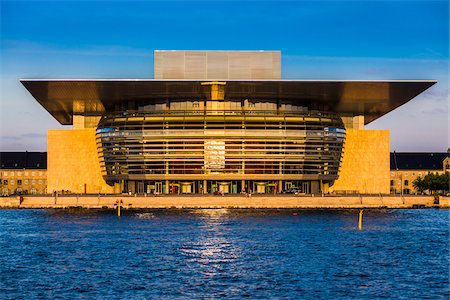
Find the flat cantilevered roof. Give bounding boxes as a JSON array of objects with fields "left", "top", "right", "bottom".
[{"left": 21, "top": 79, "right": 436, "bottom": 125}]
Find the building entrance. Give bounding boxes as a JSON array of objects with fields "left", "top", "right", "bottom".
[
  {"left": 285, "top": 182, "right": 292, "bottom": 191},
  {"left": 302, "top": 182, "right": 309, "bottom": 194},
  {"left": 207, "top": 181, "right": 241, "bottom": 194},
  {"left": 181, "top": 182, "right": 193, "bottom": 194},
  {"left": 255, "top": 182, "right": 266, "bottom": 194},
  {"left": 155, "top": 182, "right": 163, "bottom": 194},
  {"left": 137, "top": 182, "right": 145, "bottom": 194},
  {"left": 218, "top": 182, "right": 230, "bottom": 193}
]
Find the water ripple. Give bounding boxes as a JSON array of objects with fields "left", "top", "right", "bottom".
[{"left": 0, "top": 209, "right": 448, "bottom": 299}]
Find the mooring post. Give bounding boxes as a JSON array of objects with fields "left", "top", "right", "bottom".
[
  {"left": 117, "top": 199, "right": 122, "bottom": 217},
  {"left": 358, "top": 209, "right": 363, "bottom": 230}
]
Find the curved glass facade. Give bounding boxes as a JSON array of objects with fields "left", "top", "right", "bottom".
[{"left": 96, "top": 100, "right": 345, "bottom": 194}]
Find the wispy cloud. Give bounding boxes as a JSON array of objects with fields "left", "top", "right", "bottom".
[
  {"left": 362, "top": 67, "right": 390, "bottom": 76},
  {"left": 19, "top": 133, "right": 47, "bottom": 138},
  {"left": 421, "top": 107, "right": 448, "bottom": 115},
  {"left": 1, "top": 133, "right": 47, "bottom": 140},
  {"left": 4, "top": 40, "right": 448, "bottom": 64},
  {"left": 0, "top": 133, "right": 47, "bottom": 151},
  {"left": 417, "top": 88, "right": 449, "bottom": 103},
  {"left": 283, "top": 54, "right": 449, "bottom": 64},
  {"left": 1, "top": 40, "right": 153, "bottom": 57}
]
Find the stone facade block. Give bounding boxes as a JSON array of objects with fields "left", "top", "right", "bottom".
[
  {"left": 331, "top": 129, "right": 390, "bottom": 194},
  {"left": 47, "top": 129, "right": 114, "bottom": 194}
]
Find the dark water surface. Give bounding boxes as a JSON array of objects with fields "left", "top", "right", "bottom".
[{"left": 0, "top": 209, "right": 448, "bottom": 299}]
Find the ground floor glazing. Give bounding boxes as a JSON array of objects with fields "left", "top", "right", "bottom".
[{"left": 123, "top": 180, "right": 325, "bottom": 195}]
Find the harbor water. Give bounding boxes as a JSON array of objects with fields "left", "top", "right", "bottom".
[{"left": 0, "top": 209, "right": 448, "bottom": 299}]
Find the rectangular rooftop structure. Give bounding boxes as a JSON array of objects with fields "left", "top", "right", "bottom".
[{"left": 154, "top": 50, "right": 281, "bottom": 80}]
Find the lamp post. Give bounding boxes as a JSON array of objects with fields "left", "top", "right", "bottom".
[
  {"left": 400, "top": 171, "right": 403, "bottom": 197},
  {"left": 396, "top": 168, "right": 403, "bottom": 196}
]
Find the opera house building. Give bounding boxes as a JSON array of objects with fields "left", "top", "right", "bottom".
[{"left": 21, "top": 50, "right": 435, "bottom": 195}]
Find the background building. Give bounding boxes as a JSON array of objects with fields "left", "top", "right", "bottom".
[
  {"left": 0, "top": 152, "right": 47, "bottom": 195},
  {"left": 390, "top": 152, "right": 449, "bottom": 194},
  {"left": 20, "top": 50, "right": 435, "bottom": 195}
]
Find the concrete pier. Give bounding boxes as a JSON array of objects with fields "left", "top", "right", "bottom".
[{"left": 1, "top": 195, "right": 448, "bottom": 209}]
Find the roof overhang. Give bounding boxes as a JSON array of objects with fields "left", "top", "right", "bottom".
[{"left": 21, "top": 79, "right": 436, "bottom": 125}]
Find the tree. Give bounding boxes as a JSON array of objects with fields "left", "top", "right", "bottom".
[
  {"left": 412, "top": 177, "right": 426, "bottom": 194},
  {"left": 425, "top": 173, "right": 441, "bottom": 194},
  {"left": 418, "top": 172, "right": 450, "bottom": 195},
  {"left": 437, "top": 172, "right": 449, "bottom": 192}
]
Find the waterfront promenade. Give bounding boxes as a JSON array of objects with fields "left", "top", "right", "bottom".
[{"left": 1, "top": 194, "right": 448, "bottom": 209}]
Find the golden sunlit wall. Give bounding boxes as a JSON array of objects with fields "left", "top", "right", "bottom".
[
  {"left": 47, "top": 129, "right": 114, "bottom": 194},
  {"left": 46, "top": 123, "right": 392, "bottom": 194},
  {"left": 331, "top": 129, "right": 390, "bottom": 194}
]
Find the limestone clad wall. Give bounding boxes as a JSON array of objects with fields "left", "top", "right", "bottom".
[
  {"left": 47, "top": 129, "right": 114, "bottom": 194},
  {"left": 331, "top": 129, "right": 390, "bottom": 194},
  {"left": 47, "top": 127, "right": 389, "bottom": 195}
]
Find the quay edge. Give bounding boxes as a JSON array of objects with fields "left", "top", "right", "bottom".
[{"left": 0, "top": 195, "right": 449, "bottom": 209}]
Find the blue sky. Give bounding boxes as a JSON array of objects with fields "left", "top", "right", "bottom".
[{"left": 1, "top": 0, "right": 448, "bottom": 151}]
